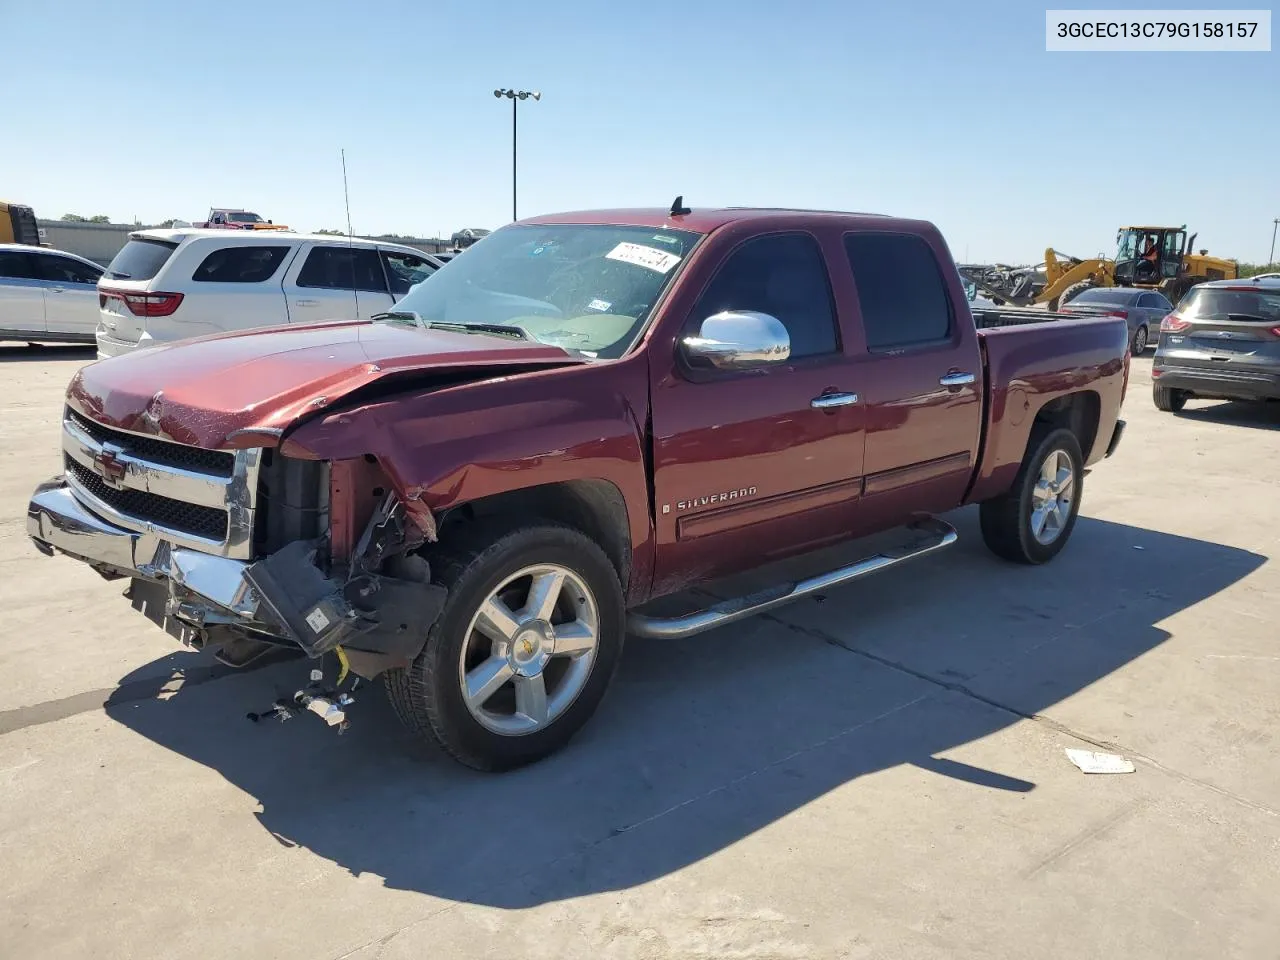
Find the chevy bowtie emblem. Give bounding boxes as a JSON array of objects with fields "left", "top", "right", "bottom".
[{"left": 92, "top": 444, "right": 128, "bottom": 488}]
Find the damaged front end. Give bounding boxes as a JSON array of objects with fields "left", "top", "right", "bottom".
[{"left": 27, "top": 407, "right": 446, "bottom": 684}]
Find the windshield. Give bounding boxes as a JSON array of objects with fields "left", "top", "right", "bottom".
[
  {"left": 228, "top": 211, "right": 261, "bottom": 223},
  {"left": 388, "top": 224, "right": 702, "bottom": 358},
  {"left": 1179, "top": 287, "right": 1280, "bottom": 322}
]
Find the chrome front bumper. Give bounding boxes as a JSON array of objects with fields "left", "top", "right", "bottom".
[{"left": 27, "top": 478, "right": 258, "bottom": 622}]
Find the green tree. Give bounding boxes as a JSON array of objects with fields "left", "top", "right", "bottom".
[
  {"left": 88, "top": 215, "right": 110, "bottom": 224},
  {"left": 59, "top": 213, "right": 87, "bottom": 222},
  {"left": 315, "top": 228, "right": 346, "bottom": 235}
]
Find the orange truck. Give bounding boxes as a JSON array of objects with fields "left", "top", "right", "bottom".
[{"left": 195, "top": 208, "right": 290, "bottom": 231}]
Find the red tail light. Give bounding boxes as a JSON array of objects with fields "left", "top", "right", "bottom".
[
  {"left": 1160, "top": 313, "right": 1190, "bottom": 333},
  {"left": 1103, "top": 309, "right": 1130, "bottom": 319},
  {"left": 99, "top": 287, "right": 184, "bottom": 318}
]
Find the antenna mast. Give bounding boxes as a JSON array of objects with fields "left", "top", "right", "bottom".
[{"left": 341, "top": 148, "right": 359, "bottom": 316}]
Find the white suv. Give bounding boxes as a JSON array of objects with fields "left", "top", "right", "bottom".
[{"left": 95, "top": 230, "right": 446, "bottom": 358}]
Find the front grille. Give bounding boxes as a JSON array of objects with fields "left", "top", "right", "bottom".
[
  {"left": 67, "top": 409, "right": 234, "bottom": 477},
  {"left": 65, "top": 456, "right": 229, "bottom": 541}
]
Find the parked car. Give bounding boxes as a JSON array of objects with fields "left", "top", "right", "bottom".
[
  {"left": 28, "top": 206, "right": 1130, "bottom": 771},
  {"left": 196, "top": 208, "right": 290, "bottom": 231},
  {"left": 1059, "top": 286, "right": 1173, "bottom": 354},
  {"left": 1152, "top": 274, "right": 1280, "bottom": 411},
  {"left": 0, "top": 243, "right": 104, "bottom": 344},
  {"left": 95, "top": 229, "right": 445, "bottom": 358}
]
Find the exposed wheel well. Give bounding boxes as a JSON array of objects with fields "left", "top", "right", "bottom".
[
  {"left": 1031, "top": 391, "right": 1101, "bottom": 462},
  {"left": 437, "top": 480, "right": 632, "bottom": 590}
]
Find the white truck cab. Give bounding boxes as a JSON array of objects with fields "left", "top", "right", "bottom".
[{"left": 95, "top": 230, "right": 445, "bottom": 358}]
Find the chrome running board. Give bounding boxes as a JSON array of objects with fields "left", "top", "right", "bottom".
[{"left": 626, "top": 517, "right": 957, "bottom": 640}]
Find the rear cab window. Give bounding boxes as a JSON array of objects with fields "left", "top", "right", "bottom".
[
  {"left": 192, "top": 245, "right": 290, "bottom": 283},
  {"left": 106, "top": 238, "right": 179, "bottom": 281},
  {"left": 843, "top": 232, "right": 952, "bottom": 351}
]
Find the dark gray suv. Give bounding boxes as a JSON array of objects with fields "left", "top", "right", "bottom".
[{"left": 1152, "top": 275, "right": 1280, "bottom": 411}]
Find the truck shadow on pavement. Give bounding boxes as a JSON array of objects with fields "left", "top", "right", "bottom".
[{"left": 106, "top": 507, "right": 1264, "bottom": 908}]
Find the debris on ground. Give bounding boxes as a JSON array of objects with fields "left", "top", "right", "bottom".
[{"left": 1065, "top": 748, "right": 1136, "bottom": 774}]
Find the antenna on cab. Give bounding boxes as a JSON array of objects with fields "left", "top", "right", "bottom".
[{"left": 670, "top": 195, "right": 691, "bottom": 217}]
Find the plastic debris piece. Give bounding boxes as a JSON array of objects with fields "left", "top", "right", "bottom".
[{"left": 1065, "top": 748, "right": 1136, "bottom": 774}]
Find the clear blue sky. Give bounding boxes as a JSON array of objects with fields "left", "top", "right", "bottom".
[{"left": 5, "top": 0, "right": 1276, "bottom": 262}]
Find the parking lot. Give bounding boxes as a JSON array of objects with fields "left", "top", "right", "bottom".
[{"left": 1, "top": 343, "right": 1278, "bottom": 959}]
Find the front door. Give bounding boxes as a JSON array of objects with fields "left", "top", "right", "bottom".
[
  {"left": 282, "top": 243, "right": 395, "bottom": 323},
  {"left": 840, "top": 230, "right": 984, "bottom": 523},
  {"left": 36, "top": 253, "right": 103, "bottom": 336},
  {"left": 650, "top": 232, "right": 865, "bottom": 595}
]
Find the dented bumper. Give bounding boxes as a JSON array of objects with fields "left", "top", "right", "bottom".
[
  {"left": 27, "top": 478, "right": 258, "bottom": 619},
  {"left": 28, "top": 476, "right": 446, "bottom": 678}
]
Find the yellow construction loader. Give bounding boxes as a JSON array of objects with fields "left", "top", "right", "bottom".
[
  {"left": 960, "top": 225, "right": 1238, "bottom": 310},
  {"left": 0, "top": 201, "right": 41, "bottom": 245}
]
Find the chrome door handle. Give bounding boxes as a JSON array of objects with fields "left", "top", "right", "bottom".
[
  {"left": 811, "top": 392, "right": 859, "bottom": 409},
  {"left": 294, "top": 298, "right": 318, "bottom": 306},
  {"left": 939, "top": 372, "right": 976, "bottom": 387}
]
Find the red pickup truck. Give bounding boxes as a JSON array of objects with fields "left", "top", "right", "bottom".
[{"left": 27, "top": 204, "right": 1130, "bottom": 770}]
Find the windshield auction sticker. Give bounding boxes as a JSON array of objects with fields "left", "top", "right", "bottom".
[
  {"left": 606, "top": 242, "right": 682, "bottom": 274},
  {"left": 1046, "top": 9, "right": 1271, "bottom": 50}
]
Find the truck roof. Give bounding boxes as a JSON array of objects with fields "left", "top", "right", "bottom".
[{"left": 522, "top": 206, "right": 900, "bottom": 233}]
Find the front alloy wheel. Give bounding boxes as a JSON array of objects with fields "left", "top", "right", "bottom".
[{"left": 459, "top": 564, "right": 599, "bottom": 735}]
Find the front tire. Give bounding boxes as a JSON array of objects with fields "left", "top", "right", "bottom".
[
  {"left": 1153, "top": 385, "right": 1188, "bottom": 412},
  {"left": 384, "top": 523, "right": 625, "bottom": 771},
  {"left": 1053, "top": 280, "right": 1097, "bottom": 312},
  {"left": 980, "top": 427, "right": 1084, "bottom": 565},
  {"left": 1131, "top": 324, "right": 1148, "bottom": 354}
]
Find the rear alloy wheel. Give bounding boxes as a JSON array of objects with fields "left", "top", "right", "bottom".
[
  {"left": 1153, "top": 385, "right": 1188, "bottom": 412},
  {"left": 980, "top": 427, "right": 1084, "bottom": 565},
  {"left": 1131, "top": 325, "right": 1148, "bottom": 354},
  {"left": 384, "top": 523, "right": 624, "bottom": 771}
]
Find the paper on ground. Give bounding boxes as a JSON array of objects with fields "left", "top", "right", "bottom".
[{"left": 1065, "top": 748, "right": 1136, "bottom": 774}]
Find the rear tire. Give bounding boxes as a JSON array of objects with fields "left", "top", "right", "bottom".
[
  {"left": 384, "top": 522, "right": 625, "bottom": 772},
  {"left": 1153, "top": 385, "right": 1188, "bottom": 412},
  {"left": 980, "top": 427, "right": 1084, "bottom": 565},
  {"left": 1053, "top": 280, "right": 1097, "bottom": 312}
]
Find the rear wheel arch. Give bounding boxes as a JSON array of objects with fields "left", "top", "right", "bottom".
[
  {"left": 1026, "top": 391, "right": 1101, "bottom": 463},
  {"left": 436, "top": 479, "right": 633, "bottom": 594}
]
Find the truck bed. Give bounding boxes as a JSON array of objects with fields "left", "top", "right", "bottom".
[{"left": 966, "top": 312, "right": 1130, "bottom": 504}]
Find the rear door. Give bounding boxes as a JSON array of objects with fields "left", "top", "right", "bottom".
[
  {"left": 0, "top": 249, "right": 45, "bottom": 334},
  {"left": 840, "top": 230, "right": 984, "bottom": 522},
  {"left": 35, "top": 252, "right": 103, "bottom": 335},
  {"left": 282, "top": 243, "right": 395, "bottom": 323},
  {"left": 1138, "top": 291, "right": 1173, "bottom": 333},
  {"left": 1161, "top": 285, "right": 1280, "bottom": 374}
]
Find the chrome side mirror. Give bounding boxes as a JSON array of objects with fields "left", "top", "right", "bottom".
[{"left": 680, "top": 310, "right": 790, "bottom": 371}]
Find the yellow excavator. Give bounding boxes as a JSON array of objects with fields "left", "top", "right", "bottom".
[
  {"left": 0, "top": 201, "right": 41, "bottom": 246},
  {"left": 961, "top": 225, "right": 1238, "bottom": 310}
]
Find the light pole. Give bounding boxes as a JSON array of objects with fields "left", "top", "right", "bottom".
[
  {"left": 1270, "top": 218, "right": 1279, "bottom": 269},
  {"left": 494, "top": 88, "right": 541, "bottom": 222}
]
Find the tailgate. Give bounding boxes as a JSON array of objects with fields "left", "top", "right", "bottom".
[{"left": 97, "top": 238, "right": 180, "bottom": 344}]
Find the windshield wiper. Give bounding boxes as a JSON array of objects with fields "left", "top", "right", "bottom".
[
  {"left": 370, "top": 310, "right": 427, "bottom": 329},
  {"left": 369, "top": 313, "right": 530, "bottom": 341},
  {"left": 425, "top": 321, "right": 529, "bottom": 340}
]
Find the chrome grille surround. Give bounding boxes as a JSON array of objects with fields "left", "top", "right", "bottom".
[{"left": 60, "top": 408, "right": 262, "bottom": 560}]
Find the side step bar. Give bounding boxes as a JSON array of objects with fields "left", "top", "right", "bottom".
[{"left": 627, "top": 517, "right": 958, "bottom": 640}]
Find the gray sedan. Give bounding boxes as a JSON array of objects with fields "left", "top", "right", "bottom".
[{"left": 1059, "top": 287, "right": 1173, "bottom": 354}]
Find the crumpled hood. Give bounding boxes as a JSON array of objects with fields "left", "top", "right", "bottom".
[{"left": 67, "top": 320, "right": 582, "bottom": 449}]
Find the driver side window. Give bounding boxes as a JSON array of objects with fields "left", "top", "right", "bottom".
[{"left": 690, "top": 233, "right": 838, "bottom": 359}]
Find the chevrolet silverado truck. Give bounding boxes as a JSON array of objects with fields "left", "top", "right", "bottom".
[{"left": 27, "top": 203, "right": 1130, "bottom": 771}]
